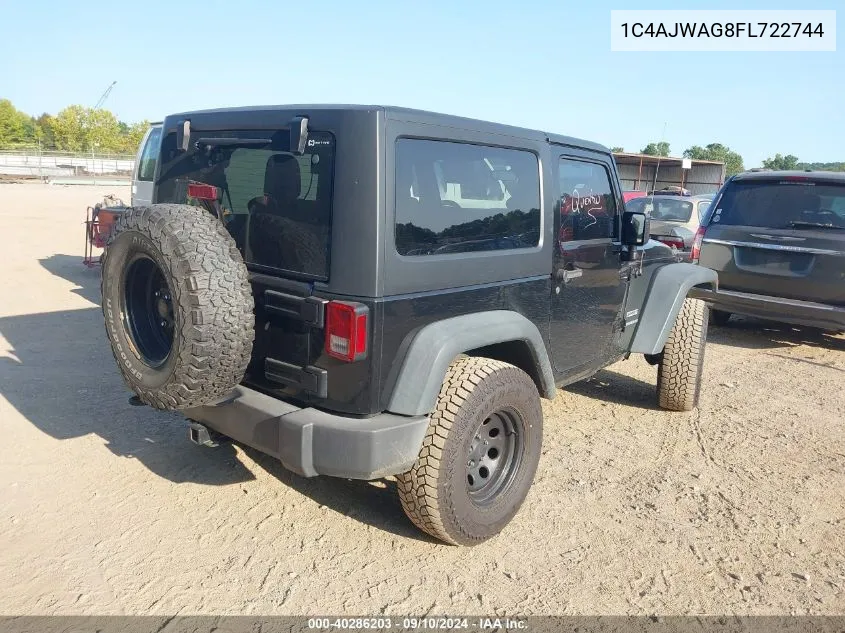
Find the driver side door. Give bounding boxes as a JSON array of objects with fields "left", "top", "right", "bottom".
[{"left": 549, "top": 151, "right": 628, "bottom": 377}]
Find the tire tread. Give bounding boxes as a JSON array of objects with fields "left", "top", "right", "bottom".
[
  {"left": 101, "top": 204, "right": 254, "bottom": 410},
  {"left": 657, "top": 298, "right": 708, "bottom": 412}
]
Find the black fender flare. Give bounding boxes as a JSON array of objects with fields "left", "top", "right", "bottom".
[
  {"left": 629, "top": 263, "right": 718, "bottom": 356},
  {"left": 386, "top": 310, "right": 556, "bottom": 417}
]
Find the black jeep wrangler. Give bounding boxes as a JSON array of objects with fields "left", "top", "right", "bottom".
[{"left": 101, "top": 105, "right": 716, "bottom": 545}]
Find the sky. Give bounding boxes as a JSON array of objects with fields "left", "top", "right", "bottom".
[{"left": 1, "top": 0, "right": 842, "bottom": 167}]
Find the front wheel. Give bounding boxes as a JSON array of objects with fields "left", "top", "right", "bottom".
[
  {"left": 656, "top": 298, "right": 709, "bottom": 412},
  {"left": 396, "top": 357, "right": 543, "bottom": 545}
]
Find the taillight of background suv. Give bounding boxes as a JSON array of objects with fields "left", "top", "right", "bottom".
[{"left": 690, "top": 225, "right": 706, "bottom": 263}]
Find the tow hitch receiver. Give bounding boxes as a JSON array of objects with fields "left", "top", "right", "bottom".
[{"left": 188, "top": 422, "right": 219, "bottom": 448}]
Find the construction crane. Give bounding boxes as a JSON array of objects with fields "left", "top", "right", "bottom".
[{"left": 94, "top": 81, "right": 117, "bottom": 110}]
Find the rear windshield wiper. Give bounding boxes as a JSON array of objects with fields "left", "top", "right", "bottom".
[{"left": 788, "top": 221, "right": 845, "bottom": 230}]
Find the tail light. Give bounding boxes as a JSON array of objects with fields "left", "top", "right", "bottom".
[
  {"left": 188, "top": 183, "right": 219, "bottom": 201},
  {"left": 325, "top": 301, "right": 368, "bottom": 362},
  {"left": 690, "top": 225, "right": 706, "bottom": 263},
  {"left": 654, "top": 235, "right": 685, "bottom": 250}
]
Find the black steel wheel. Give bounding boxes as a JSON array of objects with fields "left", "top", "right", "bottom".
[{"left": 122, "top": 255, "right": 175, "bottom": 367}]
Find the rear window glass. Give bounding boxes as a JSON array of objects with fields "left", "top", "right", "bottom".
[
  {"left": 626, "top": 197, "right": 694, "bottom": 222},
  {"left": 394, "top": 139, "right": 541, "bottom": 256},
  {"left": 653, "top": 199, "right": 693, "bottom": 222},
  {"left": 156, "top": 129, "right": 335, "bottom": 279},
  {"left": 713, "top": 180, "right": 845, "bottom": 229}
]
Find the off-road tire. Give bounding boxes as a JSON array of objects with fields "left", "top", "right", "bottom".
[
  {"left": 101, "top": 204, "right": 254, "bottom": 410},
  {"left": 657, "top": 298, "right": 708, "bottom": 412},
  {"left": 710, "top": 309, "right": 731, "bottom": 326},
  {"left": 396, "top": 357, "right": 543, "bottom": 545}
]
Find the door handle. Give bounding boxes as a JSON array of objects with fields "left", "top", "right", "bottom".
[{"left": 557, "top": 268, "right": 583, "bottom": 283}]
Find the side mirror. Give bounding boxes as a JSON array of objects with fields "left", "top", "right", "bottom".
[{"left": 621, "top": 210, "right": 649, "bottom": 247}]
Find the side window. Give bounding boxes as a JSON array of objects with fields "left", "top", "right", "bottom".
[
  {"left": 394, "top": 139, "right": 541, "bottom": 256},
  {"left": 558, "top": 158, "right": 618, "bottom": 242},
  {"left": 697, "top": 200, "right": 711, "bottom": 220},
  {"left": 625, "top": 197, "right": 649, "bottom": 215},
  {"left": 137, "top": 127, "right": 162, "bottom": 182}
]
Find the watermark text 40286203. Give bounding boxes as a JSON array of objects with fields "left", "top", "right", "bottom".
[{"left": 611, "top": 10, "right": 836, "bottom": 52}]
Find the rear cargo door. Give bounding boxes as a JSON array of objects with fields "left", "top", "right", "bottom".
[
  {"left": 700, "top": 178, "right": 845, "bottom": 305},
  {"left": 154, "top": 127, "right": 338, "bottom": 403}
]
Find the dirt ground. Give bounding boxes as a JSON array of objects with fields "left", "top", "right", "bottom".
[{"left": 0, "top": 184, "right": 843, "bottom": 616}]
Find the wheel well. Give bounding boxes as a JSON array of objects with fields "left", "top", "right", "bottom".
[{"left": 466, "top": 340, "right": 553, "bottom": 399}]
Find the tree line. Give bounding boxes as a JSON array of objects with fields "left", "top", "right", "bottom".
[
  {"left": 610, "top": 142, "right": 843, "bottom": 177},
  {"left": 0, "top": 98, "right": 149, "bottom": 154}
]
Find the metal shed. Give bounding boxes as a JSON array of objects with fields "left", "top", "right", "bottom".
[{"left": 613, "top": 153, "right": 726, "bottom": 196}]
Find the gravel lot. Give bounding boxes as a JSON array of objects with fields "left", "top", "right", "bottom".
[{"left": 1, "top": 184, "right": 843, "bottom": 616}]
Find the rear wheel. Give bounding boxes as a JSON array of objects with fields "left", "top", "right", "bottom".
[
  {"left": 710, "top": 309, "right": 732, "bottom": 326},
  {"left": 657, "top": 298, "right": 708, "bottom": 412},
  {"left": 396, "top": 357, "right": 543, "bottom": 545}
]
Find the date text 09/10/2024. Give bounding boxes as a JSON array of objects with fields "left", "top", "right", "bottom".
[{"left": 306, "top": 617, "right": 528, "bottom": 630}]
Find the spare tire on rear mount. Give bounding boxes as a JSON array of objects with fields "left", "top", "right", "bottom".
[{"left": 101, "top": 203, "right": 254, "bottom": 410}]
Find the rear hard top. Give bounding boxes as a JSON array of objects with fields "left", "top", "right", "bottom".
[{"left": 153, "top": 105, "right": 611, "bottom": 296}]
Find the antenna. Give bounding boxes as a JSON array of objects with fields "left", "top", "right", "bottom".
[{"left": 94, "top": 81, "right": 117, "bottom": 109}]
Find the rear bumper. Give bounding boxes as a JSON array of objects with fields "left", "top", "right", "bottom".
[
  {"left": 182, "top": 386, "right": 430, "bottom": 480},
  {"left": 689, "top": 287, "right": 845, "bottom": 331}
]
